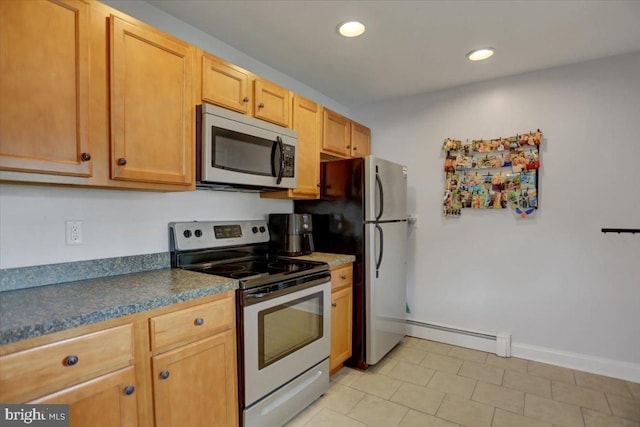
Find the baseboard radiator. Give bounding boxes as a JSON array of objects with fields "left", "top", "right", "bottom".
[{"left": 405, "top": 319, "right": 511, "bottom": 357}]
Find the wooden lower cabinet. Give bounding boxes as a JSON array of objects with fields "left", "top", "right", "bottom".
[
  {"left": 0, "top": 291, "right": 238, "bottom": 427},
  {"left": 329, "top": 263, "right": 353, "bottom": 375},
  {"left": 151, "top": 329, "right": 238, "bottom": 427},
  {"left": 31, "top": 366, "right": 139, "bottom": 427}
]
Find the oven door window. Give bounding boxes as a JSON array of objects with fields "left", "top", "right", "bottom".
[
  {"left": 258, "top": 291, "right": 323, "bottom": 369},
  {"left": 212, "top": 127, "right": 281, "bottom": 177}
]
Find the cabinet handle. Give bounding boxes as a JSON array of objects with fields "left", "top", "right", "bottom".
[
  {"left": 124, "top": 385, "right": 136, "bottom": 396},
  {"left": 159, "top": 371, "right": 170, "bottom": 380},
  {"left": 81, "top": 153, "right": 91, "bottom": 161},
  {"left": 243, "top": 96, "right": 249, "bottom": 103},
  {"left": 353, "top": 147, "right": 358, "bottom": 151},
  {"left": 346, "top": 145, "right": 351, "bottom": 149},
  {"left": 331, "top": 303, "right": 337, "bottom": 307},
  {"left": 340, "top": 275, "right": 347, "bottom": 280},
  {"left": 194, "top": 317, "right": 204, "bottom": 326},
  {"left": 117, "top": 158, "right": 127, "bottom": 166},
  {"left": 64, "top": 355, "right": 79, "bottom": 367},
  {"left": 258, "top": 102, "right": 265, "bottom": 109}
]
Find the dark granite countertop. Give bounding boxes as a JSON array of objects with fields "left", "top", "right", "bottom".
[
  {"left": 295, "top": 252, "right": 356, "bottom": 269},
  {"left": 0, "top": 269, "right": 237, "bottom": 346}
]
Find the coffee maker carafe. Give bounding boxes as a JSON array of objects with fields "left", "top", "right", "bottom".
[{"left": 268, "top": 213, "right": 314, "bottom": 256}]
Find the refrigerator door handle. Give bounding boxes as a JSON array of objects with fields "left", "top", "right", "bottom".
[
  {"left": 375, "top": 224, "right": 384, "bottom": 278},
  {"left": 375, "top": 172, "right": 384, "bottom": 220}
]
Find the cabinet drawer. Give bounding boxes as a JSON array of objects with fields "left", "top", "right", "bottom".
[
  {"left": 0, "top": 324, "right": 134, "bottom": 402},
  {"left": 149, "top": 296, "right": 234, "bottom": 352},
  {"left": 331, "top": 264, "right": 353, "bottom": 291}
]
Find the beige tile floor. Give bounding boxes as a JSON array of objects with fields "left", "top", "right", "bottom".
[{"left": 285, "top": 337, "right": 640, "bottom": 427}]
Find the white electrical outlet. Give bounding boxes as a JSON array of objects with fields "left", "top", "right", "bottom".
[{"left": 66, "top": 220, "right": 83, "bottom": 245}]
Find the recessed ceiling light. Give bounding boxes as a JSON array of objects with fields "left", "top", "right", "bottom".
[
  {"left": 338, "top": 21, "right": 365, "bottom": 38},
  {"left": 467, "top": 48, "right": 495, "bottom": 61}
]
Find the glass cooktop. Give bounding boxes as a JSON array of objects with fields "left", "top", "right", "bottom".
[{"left": 188, "top": 257, "right": 327, "bottom": 287}]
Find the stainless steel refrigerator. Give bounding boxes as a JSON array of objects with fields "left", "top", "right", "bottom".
[{"left": 295, "top": 156, "right": 407, "bottom": 368}]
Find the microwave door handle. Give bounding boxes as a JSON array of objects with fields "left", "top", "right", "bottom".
[{"left": 276, "top": 136, "right": 285, "bottom": 185}]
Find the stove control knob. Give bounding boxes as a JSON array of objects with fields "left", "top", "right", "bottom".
[
  {"left": 259, "top": 226, "right": 266, "bottom": 233},
  {"left": 183, "top": 230, "right": 192, "bottom": 238},
  {"left": 252, "top": 226, "right": 258, "bottom": 234},
  {"left": 194, "top": 229, "right": 203, "bottom": 238}
]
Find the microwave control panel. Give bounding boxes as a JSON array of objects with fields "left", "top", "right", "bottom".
[{"left": 282, "top": 145, "right": 295, "bottom": 178}]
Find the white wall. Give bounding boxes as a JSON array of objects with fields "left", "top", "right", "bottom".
[
  {"left": 0, "top": 185, "right": 291, "bottom": 269},
  {"left": 355, "top": 53, "right": 640, "bottom": 376}
]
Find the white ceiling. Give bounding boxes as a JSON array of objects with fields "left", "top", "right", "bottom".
[{"left": 146, "top": 0, "right": 640, "bottom": 109}]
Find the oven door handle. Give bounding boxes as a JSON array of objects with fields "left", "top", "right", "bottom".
[
  {"left": 243, "top": 274, "right": 330, "bottom": 306},
  {"left": 246, "top": 293, "right": 268, "bottom": 299}
]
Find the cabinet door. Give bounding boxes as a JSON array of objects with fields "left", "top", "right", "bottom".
[
  {"left": 31, "top": 366, "right": 138, "bottom": 427},
  {"left": 0, "top": 0, "right": 91, "bottom": 177},
  {"left": 152, "top": 330, "right": 238, "bottom": 427},
  {"left": 253, "top": 78, "right": 290, "bottom": 127},
  {"left": 201, "top": 55, "right": 251, "bottom": 114},
  {"left": 110, "top": 16, "right": 193, "bottom": 186},
  {"left": 350, "top": 122, "right": 371, "bottom": 158},
  {"left": 330, "top": 286, "right": 353, "bottom": 373},
  {"left": 322, "top": 109, "right": 350, "bottom": 157},
  {"left": 291, "top": 96, "right": 321, "bottom": 198}
]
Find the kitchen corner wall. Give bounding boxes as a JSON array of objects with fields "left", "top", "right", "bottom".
[
  {"left": 0, "top": 185, "right": 291, "bottom": 269},
  {"left": 354, "top": 52, "right": 640, "bottom": 379}
]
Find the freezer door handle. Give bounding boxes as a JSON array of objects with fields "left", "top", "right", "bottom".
[
  {"left": 375, "top": 224, "right": 384, "bottom": 278},
  {"left": 375, "top": 172, "right": 384, "bottom": 220}
]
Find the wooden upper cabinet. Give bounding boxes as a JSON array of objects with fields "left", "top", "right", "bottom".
[
  {"left": 291, "top": 96, "right": 321, "bottom": 197},
  {"left": 350, "top": 122, "right": 371, "bottom": 158},
  {"left": 254, "top": 78, "right": 291, "bottom": 127},
  {"left": 322, "top": 109, "right": 351, "bottom": 157},
  {"left": 201, "top": 54, "right": 251, "bottom": 114},
  {"left": 109, "top": 16, "right": 193, "bottom": 186},
  {"left": 0, "top": 0, "right": 92, "bottom": 177}
]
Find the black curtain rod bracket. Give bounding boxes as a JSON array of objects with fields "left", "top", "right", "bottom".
[{"left": 601, "top": 228, "right": 640, "bottom": 234}]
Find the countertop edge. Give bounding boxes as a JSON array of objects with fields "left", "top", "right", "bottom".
[{"left": 0, "top": 272, "right": 237, "bottom": 346}]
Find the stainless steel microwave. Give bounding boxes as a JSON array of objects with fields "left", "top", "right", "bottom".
[{"left": 196, "top": 103, "right": 298, "bottom": 192}]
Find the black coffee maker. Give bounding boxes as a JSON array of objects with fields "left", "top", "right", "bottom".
[{"left": 268, "top": 213, "right": 314, "bottom": 256}]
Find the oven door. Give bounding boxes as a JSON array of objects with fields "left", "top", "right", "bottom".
[{"left": 242, "top": 278, "right": 330, "bottom": 407}]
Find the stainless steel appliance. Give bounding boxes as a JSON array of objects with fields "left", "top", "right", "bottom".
[
  {"left": 169, "top": 220, "right": 330, "bottom": 427},
  {"left": 296, "top": 155, "right": 408, "bottom": 367},
  {"left": 268, "top": 213, "right": 315, "bottom": 256},
  {"left": 196, "top": 103, "right": 298, "bottom": 192}
]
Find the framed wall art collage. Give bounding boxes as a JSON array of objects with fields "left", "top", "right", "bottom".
[{"left": 442, "top": 130, "right": 543, "bottom": 218}]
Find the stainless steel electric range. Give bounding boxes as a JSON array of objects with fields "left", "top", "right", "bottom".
[{"left": 169, "top": 220, "right": 331, "bottom": 427}]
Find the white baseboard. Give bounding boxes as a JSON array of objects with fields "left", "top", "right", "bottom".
[
  {"left": 406, "top": 322, "right": 496, "bottom": 354},
  {"left": 406, "top": 321, "right": 640, "bottom": 383},
  {"left": 512, "top": 342, "right": 640, "bottom": 383}
]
